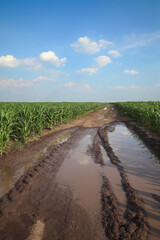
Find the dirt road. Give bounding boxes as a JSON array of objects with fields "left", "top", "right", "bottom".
[{"left": 0, "top": 107, "right": 160, "bottom": 240}]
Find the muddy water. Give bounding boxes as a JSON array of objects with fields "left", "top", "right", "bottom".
[
  {"left": 56, "top": 129, "right": 102, "bottom": 212},
  {"left": 0, "top": 130, "right": 72, "bottom": 199},
  {"left": 108, "top": 123, "right": 160, "bottom": 240},
  {"left": 56, "top": 128, "right": 126, "bottom": 217},
  {"left": 56, "top": 129, "right": 108, "bottom": 238},
  {"left": 100, "top": 145, "right": 127, "bottom": 212}
]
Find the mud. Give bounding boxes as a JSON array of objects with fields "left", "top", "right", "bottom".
[
  {"left": 99, "top": 124, "right": 149, "bottom": 240},
  {"left": 108, "top": 123, "right": 160, "bottom": 240},
  {"left": 0, "top": 106, "right": 113, "bottom": 198},
  {"left": 100, "top": 145, "right": 127, "bottom": 212},
  {"left": 92, "top": 133, "right": 104, "bottom": 165},
  {"left": 0, "top": 107, "right": 160, "bottom": 240},
  {"left": 0, "top": 128, "right": 78, "bottom": 199},
  {"left": 0, "top": 131, "right": 106, "bottom": 240}
]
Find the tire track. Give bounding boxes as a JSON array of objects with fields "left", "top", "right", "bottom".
[{"left": 97, "top": 122, "right": 149, "bottom": 240}]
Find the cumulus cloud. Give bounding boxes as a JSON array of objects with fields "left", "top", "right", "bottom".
[
  {"left": 45, "top": 69, "right": 62, "bottom": 74},
  {"left": 0, "top": 54, "right": 41, "bottom": 70},
  {"left": 64, "top": 81, "right": 75, "bottom": 87},
  {"left": 77, "top": 56, "right": 111, "bottom": 76},
  {"left": 95, "top": 55, "right": 112, "bottom": 67},
  {"left": 21, "top": 58, "right": 42, "bottom": 70},
  {"left": 77, "top": 67, "right": 98, "bottom": 76},
  {"left": 32, "top": 75, "right": 56, "bottom": 82},
  {"left": 0, "top": 78, "right": 33, "bottom": 87},
  {"left": 73, "top": 83, "right": 95, "bottom": 93},
  {"left": 108, "top": 50, "right": 121, "bottom": 57},
  {"left": 0, "top": 52, "right": 67, "bottom": 70},
  {"left": 71, "top": 36, "right": 112, "bottom": 54},
  {"left": 124, "top": 70, "right": 139, "bottom": 75},
  {"left": 111, "top": 85, "right": 140, "bottom": 90},
  {"left": 0, "top": 55, "right": 19, "bottom": 68},
  {"left": 40, "top": 50, "right": 67, "bottom": 67},
  {"left": 0, "top": 74, "right": 58, "bottom": 88}
]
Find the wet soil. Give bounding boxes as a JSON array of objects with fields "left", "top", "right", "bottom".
[
  {"left": 99, "top": 124, "right": 149, "bottom": 239},
  {"left": 0, "top": 128, "right": 78, "bottom": 198},
  {"left": 108, "top": 123, "right": 160, "bottom": 240},
  {"left": 0, "top": 107, "right": 160, "bottom": 240}
]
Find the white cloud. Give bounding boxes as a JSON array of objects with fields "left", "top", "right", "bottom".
[
  {"left": 77, "top": 55, "right": 112, "bottom": 76},
  {"left": 108, "top": 50, "right": 121, "bottom": 57},
  {"left": 21, "top": 58, "right": 42, "bottom": 70},
  {"left": 32, "top": 76, "right": 56, "bottom": 82},
  {"left": 124, "top": 70, "right": 138, "bottom": 75},
  {"left": 0, "top": 51, "right": 66, "bottom": 70},
  {"left": 77, "top": 67, "right": 98, "bottom": 76},
  {"left": 64, "top": 81, "right": 75, "bottom": 87},
  {"left": 45, "top": 69, "right": 62, "bottom": 74},
  {"left": 0, "top": 55, "right": 41, "bottom": 70},
  {"left": 0, "top": 75, "right": 58, "bottom": 88},
  {"left": 155, "top": 84, "right": 160, "bottom": 87},
  {"left": 0, "top": 78, "right": 33, "bottom": 87},
  {"left": 95, "top": 55, "right": 112, "bottom": 67},
  {"left": 111, "top": 85, "right": 140, "bottom": 90},
  {"left": 73, "top": 83, "right": 95, "bottom": 93},
  {"left": 71, "top": 36, "right": 112, "bottom": 54},
  {"left": 40, "top": 50, "right": 67, "bottom": 67},
  {"left": 0, "top": 55, "right": 19, "bottom": 68}
]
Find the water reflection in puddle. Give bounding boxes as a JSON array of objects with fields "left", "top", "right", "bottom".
[
  {"left": 56, "top": 129, "right": 127, "bottom": 215},
  {"left": 56, "top": 131, "right": 102, "bottom": 212},
  {"left": 108, "top": 123, "right": 160, "bottom": 240}
]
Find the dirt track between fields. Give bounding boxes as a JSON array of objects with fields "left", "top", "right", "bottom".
[{"left": 0, "top": 107, "right": 160, "bottom": 240}]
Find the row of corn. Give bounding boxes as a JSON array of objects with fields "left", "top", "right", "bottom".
[
  {"left": 0, "top": 102, "right": 106, "bottom": 156},
  {"left": 114, "top": 101, "right": 160, "bottom": 135}
]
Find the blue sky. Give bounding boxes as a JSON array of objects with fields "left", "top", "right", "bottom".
[{"left": 0, "top": 0, "right": 160, "bottom": 102}]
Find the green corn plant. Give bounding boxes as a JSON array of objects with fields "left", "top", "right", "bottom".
[
  {"left": 60, "top": 105, "right": 64, "bottom": 124},
  {"left": 114, "top": 101, "right": 160, "bottom": 136},
  {"left": 15, "top": 106, "right": 35, "bottom": 143},
  {"left": 44, "top": 107, "right": 56, "bottom": 129},
  {"left": 0, "top": 108, "right": 14, "bottom": 156},
  {"left": 34, "top": 106, "right": 45, "bottom": 135},
  {"left": 0, "top": 102, "right": 108, "bottom": 149}
]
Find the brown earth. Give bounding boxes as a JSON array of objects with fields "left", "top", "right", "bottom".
[
  {"left": 98, "top": 124, "right": 149, "bottom": 239},
  {"left": 0, "top": 106, "right": 160, "bottom": 240}
]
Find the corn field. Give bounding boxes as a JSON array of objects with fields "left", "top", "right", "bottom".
[
  {"left": 0, "top": 102, "right": 106, "bottom": 156},
  {"left": 114, "top": 101, "right": 160, "bottom": 135}
]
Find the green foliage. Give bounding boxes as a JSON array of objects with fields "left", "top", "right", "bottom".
[
  {"left": 0, "top": 102, "right": 106, "bottom": 156},
  {"left": 114, "top": 101, "right": 160, "bottom": 135},
  {"left": 0, "top": 108, "right": 14, "bottom": 156}
]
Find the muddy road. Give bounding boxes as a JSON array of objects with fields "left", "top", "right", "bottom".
[{"left": 0, "top": 107, "right": 160, "bottom": 240}]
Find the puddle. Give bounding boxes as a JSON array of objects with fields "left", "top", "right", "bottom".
[
  {"left": 56, "top": 130, "right": 102, "bottom": 213},
  {"left": 56, "top": 128, "right": 127, "bottom": 215},
  {"left": 100, "top": 145, "right": 127, "bottom": 212},
  {"left": 0, "top": 130, "right": 72, "bottom": 199},
  {"left": 108, "top": 123, "right": 160, "bottom": 240}
]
